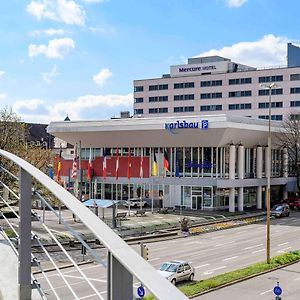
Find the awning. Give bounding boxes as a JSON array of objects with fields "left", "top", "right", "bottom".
[{"left": 83, "top": 199, "right": 120, "bottom": 208}]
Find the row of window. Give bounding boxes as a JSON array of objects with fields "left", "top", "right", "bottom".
[{"left": 135, "top": 101, "right": 300, "bottom": 113}]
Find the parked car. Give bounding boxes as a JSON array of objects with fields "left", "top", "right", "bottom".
[
  {"left": 158, "top": 260, "right": 195, "bottom": 285},
  {"left": 270, "top": 204, "right": 290, "bottom": 218},
  {"left": 286, "top": 198, "right": 300, "bottom": 210},
  {"left": 124, "top": 198, "right": 147, "bottom": 208}
]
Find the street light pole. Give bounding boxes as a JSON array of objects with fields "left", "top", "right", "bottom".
[{"left": 261, "top": 82, "right": 277, "bottom": 264}]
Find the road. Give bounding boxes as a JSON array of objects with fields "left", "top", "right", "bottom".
[{"left": 35, "top": 211, "right": 300, "bottom": 299}]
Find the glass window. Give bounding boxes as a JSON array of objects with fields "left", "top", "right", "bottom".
[
  {"left": 134, "top": 109, "right": 143, "bottom": 114},
  {"left": 291, "top": 100, "right": 300, "bottom": 107},
  {"left": 259, "top": 75, "right": 283, "bottom": 83},
  {"left": 229, "top": 78, "right": 252, "bottom": 85},
  {"left": 258, "top": 102, "right": 283, "bottom": 108},
  {"left": 174, "top": 82, "right": 194, "bottom": 89},
  {"left": 291, "top": 74, "right": 300, "bottom": 81},
  {"left": 200, "top": 105, "right": 222, "bottom": 111},
  {"left": 229, "top": 91, "right": 252, "bottom": 97},
  {"left": 134, "top": 97, "right": 143, "bottom": 103},
  {"left": 291, "top": 87, "right": 300, "bottom": 94},
  {"left": 134, "top": 86, "right": 144, "bottom": 92}
]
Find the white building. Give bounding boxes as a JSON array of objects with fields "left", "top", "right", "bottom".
[{"left": 133, "top": 43, "right": 300, "bottom": 121}]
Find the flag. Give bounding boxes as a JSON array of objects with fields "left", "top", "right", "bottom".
[
  {"left": 57, "top": 147, "right": 62, "bottom": 183},
  {"left": 163, "top": 149, "right": 170, "bottom": 172},
  {"left": 103, "top": 148, "right": 107, "bottom": 179},
  {"left": 127, "top": 148, "right": 132, "bottom": 179},
  {"left": 140, "top": 150, "right": 144, "bottom": 178},
  {"left": 175, "top": 150, "right": 180, "bottom": 178},
  {"left": 71, "top": 146, "right": 77, "bottom": 179},
  {"left": 87, "top": 147, "right": 93, "bottom": 181},
  {"left": 152, "top": 151, "right": 158, "bottom": 176},
  {"left": 115, "top": 148, "right": 119, "bottom": 180}
]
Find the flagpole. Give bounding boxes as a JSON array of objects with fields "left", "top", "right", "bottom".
[{"left": 79, "top": 140, "right": 82, "bottom": 202}]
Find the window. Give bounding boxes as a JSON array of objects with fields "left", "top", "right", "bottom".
[
  {"left": 291, "top": 87, "right": 300, "bottom": 94},
  {"left": 200, "top": 80, "right": 222, "bottom": 87},
  {"left": 134, "top": 97, "right": 143, "bottom": 103},
  {"left": 229, "top": 78, "right": 252, "bottom": 85},
  {"left": 174, "top": 106, "right": 194, "bottom": 113},
  {"left": 258, "top": 115, "right": 283, "bottom": 121},
  {"left": 291, "top": 114, "right": 300, "bottom": 120},
  {"left": 228, "top": 103, "right": 251, "bottom": 110},
  {"left": 149, "top": 107, "right": 168, "bottom": 114},
  {"left": 174, "top": 82, "right": 194, "bottom": 89},
  {"left": 258, "top": 75, "right": 283, "bottom": 83},
  {"left": 200, "top": 105, "right": 222, "bottom": 111},
  {"left": 134, "top": 109, "right": 143, "bottom": 114},
  {"left": 291, "top": 101, "right": 300, "bottom": 107},
  {"left": 149, "top": 84, "right": 168, "bottom": 91},
  {"left": 174, "top": 94, "right": 194, "bottom": 101},
  {"left": 200, "top": 92, "right": 222, "bottom": 99},
  {"left": 258, "top": 89, "right": 283, "bottom": 96},
  {"left": 149, "top": 96, "right": 168, "bottom": 102},
  {"left": 258, "top": 102, "right": 283, "bottom": 108},
  {"left": 229, "top": 90, "right": 252, "bottom": 97},
  {"left": 291, "top": 74, "right": 300, "bottom": 81},
  {"left": 134, "top": 86, "right": 144, "bottom": 92}
]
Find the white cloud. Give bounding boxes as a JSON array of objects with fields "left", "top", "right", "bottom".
[
  {"left": 42, "top": 65, "right": 60, "bottom": 83},
  {"left": 0, "top": 94, "right": 7, "bottom": 101},
  {"left": 81, "top": 0, "right": 106, "bottom": 3},
  {"left": 28, "top": 38, "right": 75, "bottom": 59},
  {"left": 224, "top": 0, "right": 248, "bottom": 8},
  {"left": 195, "top": 34, "right": 290, "bottom": 67},
  {"left": 13, "top": 93, "right": 133, "bottom": 123},
  {"left": 27, "top": 0, "right": 85, "bottom": 26},
  {"left": 93, "top": 68, "right": 112, "bottom": 87},
  {"left": 30, "top": 28, "right": 66, "bottom": 36},
  {"left": 0, "top": 71, "right": 5, "bottom": 77}
]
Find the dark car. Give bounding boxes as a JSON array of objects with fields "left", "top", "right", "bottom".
[{"left": 270, "top": 204, "right": 290, "bottom": 218}]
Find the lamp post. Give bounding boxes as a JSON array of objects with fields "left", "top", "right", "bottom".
[{"left": 260, "top": 82, "right": 278, "bottom": 264}]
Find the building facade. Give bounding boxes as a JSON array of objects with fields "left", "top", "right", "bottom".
[
  {"left": 47, "top": 115, "right": 296, "bottom": 212},
  {"left": 133, "top": 43, "right": 300, "bottom": 121}
]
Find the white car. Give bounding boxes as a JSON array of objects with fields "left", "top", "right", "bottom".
[
  {"left": 158, "top": 260, "right": 195, "bottom": 285},
  {"left": 124, "top": 198, "right": 147, "bottom": 208}
]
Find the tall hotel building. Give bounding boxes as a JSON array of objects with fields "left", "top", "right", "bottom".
[
  {"left": 48, "top": 44, "right": 299, "bottom": 213},
  {"left": 133, "top": 43, "right": 300, "bottom": 120}
]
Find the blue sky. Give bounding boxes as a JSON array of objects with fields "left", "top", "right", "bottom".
[{"left": 0, "top": 0, "right": 299, "bottom": 123}]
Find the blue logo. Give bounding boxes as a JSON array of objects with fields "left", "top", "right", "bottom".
[
  {"left": 273, "top": 286, "right": 282, "bottom": 296},
  {"left": 202, "top": 120, "right": 208, "bottom": 129},
  {"left": 137, "top": 286, "right": 145, "bottom": 297}
]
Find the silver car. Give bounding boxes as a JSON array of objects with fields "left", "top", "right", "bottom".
[
  {"left": 158, "top": 260, "right": 195, "bottom": 285},
  {"left": 270, "top": 204, "right": 290, "bottom": 218}
]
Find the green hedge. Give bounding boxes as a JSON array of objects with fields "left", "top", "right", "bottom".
[{"left": 144, "top": 250, "right": 300, "bottom": 299}]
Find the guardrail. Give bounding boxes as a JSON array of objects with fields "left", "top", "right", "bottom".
[{"left": 0, "top": 149, "right": 188, "bottom": 300}]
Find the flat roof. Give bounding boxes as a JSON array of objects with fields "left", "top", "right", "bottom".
[{"left": 47, "top": 114, "right": 282, "bottom": 148}]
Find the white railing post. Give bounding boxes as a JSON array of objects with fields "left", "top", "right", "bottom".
[{"left": 18, "top": 168, "right": 32, "bottom": 300}]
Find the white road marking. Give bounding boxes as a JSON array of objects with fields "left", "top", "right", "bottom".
[
  {"left": 295, "top": 277, "right": 300, "bottom": 281},
  {"left": 64, "top": 274, "right": 106, "bottom": 282},
  {"left": 203, "top": 266, "right": 226, "bottom": 275},
  {"left": 184, "top": 241, "right": 202, "bottom": 245},
  {"left": 235, "top": 230, "right": 247, "bottom": 234},
  {"left": 195, "top": 263, "right": 210, "bottom": 269},
  {"left": 277, "top": 222, "right": 287, "bottom": 225},
  {"left": 252, "top": 249, "right": 265, "bottom": 254},
  {"left": 211, "top": 235, "right": 224, "bottom": 239},
  {"left": 222, "top": 256, "right": 238, "bottom": 262},
  {"left": 278, "top": 242, "right": 290, "bottom": 247},
  {"left": 277, "top": 247, "right": 292, "bottom": 253},
  {"left": 148, "top": 258, "right": 160, "bottom": 262},
  {"left": 260, "top": 289, "right": 273, "bottom": 295},
  {"left": 245, "top": 244, "right": 263, "bottom": 250},
  {"left": 214, "top": 243, "right": 224, "bottom": 247}
]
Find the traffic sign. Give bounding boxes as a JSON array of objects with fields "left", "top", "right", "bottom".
[
  {"left": 137, "top": 286, "right": 145, "bottom": 298},
  {"left": 273, "top": 285, "right": 282, "bottom": 296}
]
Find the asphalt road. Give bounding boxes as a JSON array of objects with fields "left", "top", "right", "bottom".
[{"left": 35, "top": 211, "right": 300, "bottom": 299}]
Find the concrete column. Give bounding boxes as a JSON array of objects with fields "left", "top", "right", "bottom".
[
  {"left": 283, "top": 148, "right": 288, "bottom": 178},
  {"left": 18, "top": 168, "right": 32, "bottom": 300},
  {"left": 229, "top": 145, "right": 236, "bottom": 212},
  {"left": 256, "top": 146, "right": 263, "bottom": 209},
  {"left": 238, "top": 145, "right": 244, "bottom": 212}
]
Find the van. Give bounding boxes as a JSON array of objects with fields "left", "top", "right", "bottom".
[{"left": 124, "top": 198, "right": 148, "bottom": 208}]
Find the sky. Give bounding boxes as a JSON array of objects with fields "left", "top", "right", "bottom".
[{"left": 1, "top": 0, "right": 300, "bottom": 124}]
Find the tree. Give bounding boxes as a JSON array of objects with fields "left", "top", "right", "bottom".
[{"left": 276, "top": 115, "right": 300, "bottom": 193}]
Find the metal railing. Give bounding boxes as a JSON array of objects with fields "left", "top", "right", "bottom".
[{"left": 0, "top": 149, "right": 188, "bottom": 300}]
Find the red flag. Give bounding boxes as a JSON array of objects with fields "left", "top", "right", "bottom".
[
  {"left": 87, "top": 147, "right": 92, "bottom": 181},
  {"left": 140, "top": 151, "right": 143, "bottom": 178},
  {"left": 127, "top": 148, "right": 131, "bottom": 179},
  {"left": 164, "top": 149, "right": 170, "bottom": 172},
  {"left": 71, "top": 146, "right": 77, "bottom": 179},
  {"left": 103, "top": 149, "right": 107, "bottom": 179},
  {"left": 115, "top": 148, "right": 119, "bottom": 180}
]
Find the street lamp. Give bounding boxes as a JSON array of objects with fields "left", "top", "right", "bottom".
[{"left": 260, "top": 82, "right": 278, "bottom": 264}]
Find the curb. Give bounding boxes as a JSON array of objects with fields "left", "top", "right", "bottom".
[{"left": 188, "top": 258, "right": 300, "bottom": 298}]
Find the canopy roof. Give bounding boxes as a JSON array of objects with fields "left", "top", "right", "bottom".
[{"left": 83, "top": 199, "right": 121, "bottom": 208}]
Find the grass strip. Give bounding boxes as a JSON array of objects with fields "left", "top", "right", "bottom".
[{"left": 144, "top": 250, "right": 300, "bottom": 299}]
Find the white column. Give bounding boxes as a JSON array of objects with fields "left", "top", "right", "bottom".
[
  {"left": 229, "top": 145, "right": 236, "bottom": 213},
  {"left": 238, "top": 145, "right": 244, "bottom": 212},
  {"left": 256, "top": 146, "right": 263, "bottom": 209},
  {"left": 283, "top": 148, "right": 288, "bottom": 178}
]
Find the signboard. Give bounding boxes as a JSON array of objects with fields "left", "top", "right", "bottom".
[
  {"left": 165, "top": 119, "right": 209, "bottom": 134},
  {"left": 137, "top": 286, "right": 145, "bottom": 298}
]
